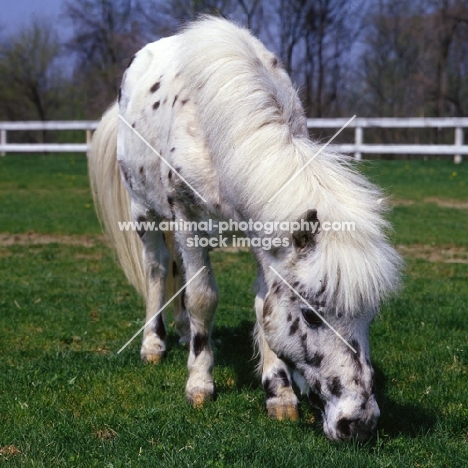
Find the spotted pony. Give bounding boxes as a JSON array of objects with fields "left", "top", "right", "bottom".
[{"left": 88, "top": 16, "right": 401, "bottom": 441}]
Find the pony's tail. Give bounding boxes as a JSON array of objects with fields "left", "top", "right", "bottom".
[{"left": 88, "top": 102, "right": 147, "bottom": 297}]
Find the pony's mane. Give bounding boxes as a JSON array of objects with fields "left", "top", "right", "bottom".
[{"left": 179, "top": 17, "right": 402, "bottom": 315}]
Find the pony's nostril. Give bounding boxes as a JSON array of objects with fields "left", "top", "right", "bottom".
[
  {"left": 336, "top": 417, "right": 354, "bottom": 438},
  {"left": 336, "top": 418, "right": 375, "bottom": 441}
]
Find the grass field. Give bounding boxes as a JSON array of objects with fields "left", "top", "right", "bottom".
[{"left": 0, "top": 155, "right": 467, "bottom": 467}]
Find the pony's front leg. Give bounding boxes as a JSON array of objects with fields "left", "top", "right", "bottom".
[
  {"left": 132, "top": 204, "right": 170, "bottom": 363},
  {"left": 177, "top": 231, "right": 218, "bottom": 407},
  {"left": 255, "top": 284, "right": 299, "bottom": 421}
]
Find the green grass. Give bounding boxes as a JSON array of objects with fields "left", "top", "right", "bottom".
[
  {"left": 0, "top": 155, "right": 467, "bottom": 467},
  {"left": 0, "top": 154, "right": 99, "bottom": 234},
  {"left": 362, "top": 159, "right": 468, "bottom": 201}
]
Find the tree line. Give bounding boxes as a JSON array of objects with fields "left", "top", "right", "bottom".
[{"left": 1, "top": 0, "right": 467, "bottom": 125}]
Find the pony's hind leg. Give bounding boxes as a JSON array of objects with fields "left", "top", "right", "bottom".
[
  {"left": 254, "top": 282, "right": 299, "bottom": 421},
  {"left": 132, "top": 203, "right": 170, "bottom": 364},
  {"left": 165, "top": 231, "right": 191, "bottom": 346},
  {"left": 176, "top": 230, "right": 218, "bottom": 407}
]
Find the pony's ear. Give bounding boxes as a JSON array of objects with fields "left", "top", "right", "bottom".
[{"left": 292, "top": 209, "right": 320, "bottom": 251}]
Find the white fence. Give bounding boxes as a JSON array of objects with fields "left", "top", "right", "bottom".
[
  {"left": 307, "top": 117, "right": 468, "bottom": 163},
  {"left": 0, "top": 121, "right": 97, "bottom": 155},
  {"left": 1, "top": 118, "right": 467, "bottom": 162}
]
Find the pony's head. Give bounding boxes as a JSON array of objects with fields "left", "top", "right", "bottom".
[
  {"left": 259, "top": 208, "right": 400, "bottom": 441},
  {"left": 263, "top": 287, "right": 379, "bottom": 440}
]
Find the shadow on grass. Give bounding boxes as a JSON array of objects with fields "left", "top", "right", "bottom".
[
  {"left": 111, "top": 320, "right": 438, "bottom": 445},
  {"left": 203, "top": 321, "right": 440, "bottom": 440},
  {"left": 213, "top": 320, "right": 258, "bottom": 390},
  {"left": 373, "top": 363, "right": 438, "bottom": 438}
]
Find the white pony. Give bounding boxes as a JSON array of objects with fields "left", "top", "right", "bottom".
[{"left": 88, "top": 16, "right": 401, "bottom": 441}]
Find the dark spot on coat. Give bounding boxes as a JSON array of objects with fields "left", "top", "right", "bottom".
[
  {"left": 276, "top": 369, "right": 290, "bottom": 388},
  {"left": 136, "top": 215, "right": 147, "bottom": 238},
  {"left": 168, "top": 170, "right": 172, "bottom": 180},
  {"left": 172, "top": 260, "right": 178, "bottom": 277},
  {"left": 328, "top": 377, "right": 343, "bottom": 398},
  {"left": 153, "top": 101, "right": 160, "bottom": 110},
  {"left": 155, "top": 313, "right": 166, "bottom": 341},
  {"left": 181, "top": 98, "right": 189, "bottom": 105},
  {"left": 287, "top": 312, "right": 292, "bottom": 322},
  {"left": 180, "top": 290, "right": 186, "bottom": 310},
  {"left": 271, "top": 57, "right": 279, "bottom": 67},
  {"left": 293, "top": 281, "right": 300, "bottom": 288},
  {"left": 309, "top": 353, "right": 324, "bottom": 367},
  {"left": 150, "top": 82, "right": 160, "bottom": 93},
  {"left": 167, "top": 196, "right": 174, "bottom": 207},
  {"left": 308, "top": 389, "right": 324, "bottom": 411},
  {"left": 139, "top": 166, "right": 144, "bottom": 175},
  {"left": 118, "top": 87, "right": 122, "bottom": 102},
  {"left": 172, "top": 95, "right": 178, "bottom": 107},
  {"left": 192, "top": 333, "right": 208, "bottom": 357},
  {"left": 163, "top": 97, "right": 168, "bottom": 104},
  {"left": 277, "top": 353, "right": 295, "bottom": 369},
  {"left": 263, "top": 378, "right": 276, "bottom": 399},
  {"left": 170, "top": 147, "right": 176, "bottom": 152},
  {"left": 289, "top": 317, "right": 300, "bottom": 335},
  {"left": 132, "top": 122, "right": 136, "bottom": 128}
]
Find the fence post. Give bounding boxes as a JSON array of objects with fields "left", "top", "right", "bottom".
[
  {"left": 355, "top": 126, "right": 363, "bottom": 160},
  {"left": 1, "top": 129, "right": 6, "bottom": 156},
  {"left": 454, "top": 127, "right": 463, "bottom": 164}
]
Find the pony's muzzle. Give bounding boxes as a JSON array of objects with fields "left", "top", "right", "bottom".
[
  {"left": 335, "top": 416, "right": 378, "bottom": 441},
  {"left": 324, "top": 395, "right": 380, "bottom": 441}
]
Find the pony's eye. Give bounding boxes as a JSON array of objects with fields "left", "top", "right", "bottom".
[{"left": 300, "top": 307, "right": 323, "bottom": 329}]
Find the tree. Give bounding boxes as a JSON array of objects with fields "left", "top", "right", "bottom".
[
  {"left": 426, "top": 0, "right": 468, "bottom": 117},
  {"left": 0, "top": 18, "right": 62, "bottom": 123},
  {"left": 359, "top": 0, "right": 424, "bottom": 117},
  {"left": 137, "top": 0, "right": 222, "bottom": 38},
  {"left": 360, "top": 0, "right": 468, "bottom": 119},
  {"left": 64, "top": 0, "right": 144, "bottom": 116},
  {"left": 271, "top": 0, "right": 364, "bottom": 117}
]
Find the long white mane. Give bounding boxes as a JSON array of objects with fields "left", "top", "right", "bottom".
[{"left": 177, "top": 17, "right": 401, "bottom": 315}]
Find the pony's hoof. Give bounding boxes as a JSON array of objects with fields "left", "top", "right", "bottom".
[
  {"left": 186, "top": 389, "right": 213, "bottom": 408},
  {"left": 267, "top": 403, "right": 299, "bottom": 421},
  {"left": 141, "top": 352, "right": 164, "bottom": 364},
  {"left": 141, "top": 334, "right": 165, "bottom": 363}
]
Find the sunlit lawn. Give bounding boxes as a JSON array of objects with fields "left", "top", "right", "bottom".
[{"left": 0, "top": 155, "right": 467, "bottom": 467}]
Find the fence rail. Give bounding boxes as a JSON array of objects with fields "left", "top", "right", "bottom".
[{"left": 1, "top": 118, "right": 467, "bottom": 162}]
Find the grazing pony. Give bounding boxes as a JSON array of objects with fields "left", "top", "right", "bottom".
[{"left": 88, "top": 16, "right": 401, "bottom": 441}]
